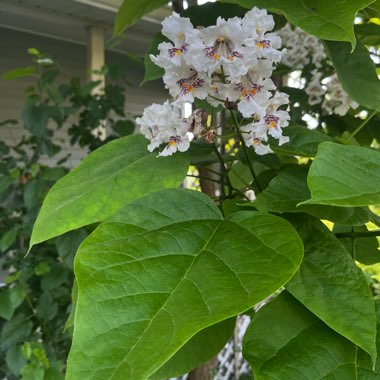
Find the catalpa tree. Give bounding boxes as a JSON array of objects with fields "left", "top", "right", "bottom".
[{"left": 29, "top": 0, "right": 380, "bottom": 379}]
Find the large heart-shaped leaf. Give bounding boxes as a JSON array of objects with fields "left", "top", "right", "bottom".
[
  {"left": 286, "top": 215, "right": 377, "bottom": 362},
  {"left": 254, "top": 165, "right": 370, "bottom": 225},
  {"left": 222, "top": 0, "right": 375, "bottom": 49},
  {"left": 301, "top": 142, "right": 380, "bottom": 207},
  {"left": 29, "top": 135, "right": 189, "bottom": 251},
  {"left": 243, "top": 292, "right": 358, "bottom": 379},
  {"left": 67, "top": 199, "right": 303, "bottom": 378},
  {"left": 325, "top": 39, "right": 380, "bottom": 112}
]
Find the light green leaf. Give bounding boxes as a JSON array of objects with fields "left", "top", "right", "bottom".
[
  {"left": 254, "top": 165, "right": 371, "bottom": 225},
  {"left": 286, "top": 215, "right": 377, "bottom": 362},
  {"left": 2, "top": 66, "right": 36, "bottom": 80},
  {"left": 243, "top": 291, "right": 357, "bottom": 379},
  {"left": 29, "top": 135, "right": 189, "bottom": 251},
  {"left": 301, "top": 142, "right": 380, "bottom": 207},
  {"left": 325, "top": 39, "right": 380, "bottom": 111},
  {"left": 222, "top": 0, "right": 375, "bottom": 49},
  {"left": 67, "top": 201, "right": 303, "bottom": 379},
  {"left": 152, "top": 318, "right": 235, "bottom": 379},
  {"left": 0, "top": 286, "right": 27, "bottom": 321},
  {"left": 272, "top": 125, "right": 334, "bottom": 157},
  {"left": 114, "top": 0, "right": 168, "bottom": 35}
]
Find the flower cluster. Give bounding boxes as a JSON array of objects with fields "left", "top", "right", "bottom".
[
  {"left": 278, "top": 23, "right": 326, "bottom": 69},
  {"left": 279, "top": 23, "right": 358, "bottom": 116},
  {"left": 137, "top": 8, "right": 290, "bottom": 156}
]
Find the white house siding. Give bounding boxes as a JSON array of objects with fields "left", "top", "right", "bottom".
[{"left": 0, "top": 27, "right": 167, "bottom": 168}]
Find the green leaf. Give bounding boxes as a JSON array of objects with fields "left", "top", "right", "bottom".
[
  {"left": 286, "top": 215, "right": 377, "bottom": 362},
  {"left": 29, "top": 135, "right": 189, "bottom": 251},
  {"left": 182, "top": 2, "right": 247, "bottom": 26},
  {"left": 152, "top": 318, "right": 235, "bottom": 379},
  {"left": 36, "top": 292, "right": 58, "bottom": 321},
  {"left": 254, "top": 165, "right": 371, "bottom": 225},
  {"left": 2, "top": 66, "right": 36, "bottom": 80},
  {"left": 334, "top": 225, "right": 380, "bottom": 265},
  {"left": 325, "top": 39, "right": 380, "bottom": 111},
  {"left": 1, "top": 227, "right": 18, "bottom": 252},
  {"left": 40, "top": 265, "right": 68, "bottom": 291},
  {"left": 66, "top": 192, "right": 303, "bottom": 378},
  {"left": 23, "top": 179, "right": 46, "bottom": 209},
  {"left": 114, "top": 0, "right": 168, "bottom": 35},
  {"left": 141, "top": 33, "right": 166, "bottom": 86},
  {"left": 222, "top": 0, "right": 374, "bottom": 49},
  {"left": 1, "top": 313, "right": 33, "bottom": 351},
  {"left": 243, "top": 291, "right": 357, "bottom": 379},
  {"left": 6, "top": 345, "right": 26, "bottom": 375},
  {"left": 22, "top": 102, "right": 50, "bottom": 138},
  {"left": 357, "top": 322, "right": 380, "bottom": 378},
  {"left": 0, "top": 285, "right": 27, "bottom": 320},
  {"left": 272, "top": 125, "right": 334, "bottom": 157},
  {"left": 301, "top": 142, "right": 380, "bottom": 207}
]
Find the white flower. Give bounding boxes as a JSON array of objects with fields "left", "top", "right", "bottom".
[
  {"left": 322, "top": 75, "right": 359, "bottom": 116},
  {"left": 151, "top": 12, "right": 202, "bottom": 68},
  {"left": 305, "top": 70, "right": 325, "bottom": 106},
  {"left": 229, "top": 73, "right": 275, "bottom": 118},
  {"left": 241, "top": 122, "right": 272, "bottom": 155},
  {"left": 194, "top": 16, "right": 248, "bottom": 81},
  {"left": 159, "top": 135, "right": 190, "bottom": 156},
  {"left": 163, "top": 65, "right": 211, "bottom": 103},
  {"left": 136, "top": 101, "right": 191, "bottom": 155}
]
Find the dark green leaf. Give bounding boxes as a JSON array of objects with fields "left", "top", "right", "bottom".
[
  {"left": 0, "top": 285, "right": 27, "bottom": 320},
  {"left": 334, "top": 225, "right": 380, "bottom": 265},
  {"left": 254, "top": 165, "right": 371, "bottom": 225},
  {"left": 22, "top": 103, "right": 50, "bottom": 138},
  {"left": 41, "top": 265, "right": 68, "bottom": 291},
  {"left": 111, "top": 120, "right": 135, "bottom": 136},
  {"left": 301, "top": 142, "right": 380, "bottom": 206},
  {"left": 272, "top": 125, "right": 334, "bottom": 157},
  {"left": 6, "top": 345, "right": 26, "bottom": 376},
  {"left": 152, "top": 318, "right": 235, "bottom": 379},
  {"left": 243, "top": 291, "right": 357, "bottom": 379},
  {"left": 141, "top": 33, "right": 166, "bottom": 86},
  {"left": 286, "top": 215, "right": 377, "bottom": 361},
  {"left": 1, "top": 227, "right": 18, "bottom": 252},
  {"left": 29, "top": 135, "right": 189, "bottom": 251},
  {"left": 36, "top": 292, "right": 58, "bottom": 321},
  {"left": 23, "top": 180, "right": 46, "bottom": 209},
  {"left": 182, "top": 2, "right": 247, "bottom": 27},
  {"left": 1, "top": 313, "right": 33, "bottom": 351},
  {"left": 325, "top": 39, "right": 380, "bottom": 112}
]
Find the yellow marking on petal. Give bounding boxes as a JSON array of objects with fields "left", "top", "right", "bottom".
[
  {"left": 213, "top": 53, "right": 220, "bottom": 60},
  {"left": 253, "top": 139, "right": 260, "bottom": 145},
  {"left": 217, "top": 36, "right": 225, "bottom": 42},
  {"left": 268, "top": 121, "right": 277, "bottom": 129},
  {"left": 228, "top": 55, "right": 234, "bottom": 61},
  {"left": 168, "top": 140, "right": 177, "bottom": 147},
  {"left": 249, "top": 89, "right": 257, "bottom": 96},
  {"left": 175, "top": 50, "right": 182, "bottom": 56},
  {"left": 256, "top": 42, "right": 264, "bottom": 48},
  {"left": 241, "top": 89, "right": 247, "bottom": 97}
]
